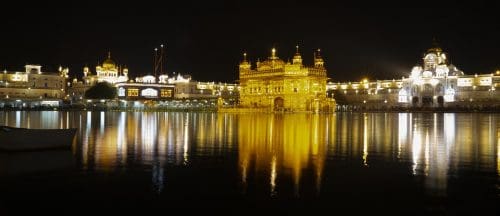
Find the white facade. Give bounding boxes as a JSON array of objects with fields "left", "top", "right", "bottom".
[
  {"left": 82, "top": 52, "right": 128, "bottom": 85},
  {"left": 328, "top": 42, "right": 500, "bottom": 109},
  {"left": 0, "top": 65, "right": 69, "bottom": 108}
]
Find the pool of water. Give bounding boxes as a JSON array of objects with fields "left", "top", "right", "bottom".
[{"left": 0, "top": 111, "right": 498, "bottom": 215}]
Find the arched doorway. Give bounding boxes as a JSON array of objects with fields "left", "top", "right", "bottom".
[
  {"left": 422, "top": 84, "right": 434, "bottom": 107},
  {"left": 274, "top": 97, "right": 284, "bottom": 111},
  {"left": 437, "top": 96, "right": 444, "bottom": 107},
  {"left": 412, "top": 96, "right": 419, "bottom": 105}
]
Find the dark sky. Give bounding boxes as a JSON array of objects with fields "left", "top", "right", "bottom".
[{"left": 1, "top": 1, "right": 499, "bottom": 83}]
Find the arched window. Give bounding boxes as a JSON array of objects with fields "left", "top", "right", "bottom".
[{"left": 141, "top": 88, "right": 158, "bottom": 97}]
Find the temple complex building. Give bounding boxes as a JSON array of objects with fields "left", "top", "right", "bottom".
[
  {"left": 0, "top": 65, "right": 69, "bottom": 108},
  {"left": 238, "top": 47, "right": 334, "bottom": 112},
  {"left": 82, "top": 52, "right": 128, "bottom": 85},
  {"left": 68, "top": 52, "right": 129, "bottom": 102},
  {"left": 115, "top": 75, "right": 175, "bottom": 104},
  {"left": 329, "top": 41, "right": 500, "bottom": 110}
]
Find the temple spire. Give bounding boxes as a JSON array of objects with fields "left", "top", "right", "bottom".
[
  {"left": 314, "top": 48, "right": 324, "bottom": 67},
  {"left": 239, "top": 52, "right": 251, "bottom": 70},
  {"left": 292, "top": 45, "right": 303, "bottom": 65}
]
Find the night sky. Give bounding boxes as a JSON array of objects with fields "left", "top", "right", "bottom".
[{"left": 1, "top": 1, "right": 499, "bottom": 83}]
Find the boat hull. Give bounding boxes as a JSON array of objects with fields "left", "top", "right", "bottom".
[{"left": 0, "top": 127, "right": 77, "bottom": 151}]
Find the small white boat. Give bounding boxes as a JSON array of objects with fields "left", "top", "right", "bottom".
[{"left": 0, "top": 126, "right": 77, "bottom": 151}]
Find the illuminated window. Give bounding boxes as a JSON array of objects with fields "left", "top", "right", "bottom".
[
  {"left": 127, "top": 88, "right": 139, "bottom": 97},
  {"left": 118, "top": 87, "right": 125, "bottom": 97},
  {"left": 479, "top": 77, "right": 492, "bottom": 86},
  {"left": 141, "top": 88, "right": 158, "bottom": 97},
  {"left": 457, "top": 78, "right": 473, "bottom": 87},
  {"left": 398, "top": 88, "right": 408, "bottom": 103},
  {"left": 444, "top": 88, "right": 455, "bottom": 102},
  {"left": 161, "top": 89, "right": 172, "bottom": 97}
]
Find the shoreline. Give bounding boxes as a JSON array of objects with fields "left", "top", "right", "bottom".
[{"left": 1, "top": 107, "right": 499, "bottom": 113}]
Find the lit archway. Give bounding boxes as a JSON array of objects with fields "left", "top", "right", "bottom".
[{"left": 274, "top": 97, "right": 284, "bottom": 110}]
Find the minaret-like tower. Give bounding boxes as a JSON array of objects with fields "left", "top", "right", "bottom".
[
  {"left": 270, "top": 48, "right": 278, "bottom": 60},
  {"left": 292, "top": 45, "right": 303, "bottom": 65},
  {"left": 314, "top": 49, "right": 324, "bottom": 68},
  {"left": 239, "top": 52, "right": 251, "bottom": 70},
  {"left": 58, "top": 65, "right": 69, "bottom": 77},
  {"left": 83, "top": 66, "right": 89, "bottom": 77},
  {"left": 123, "top": 66, "right": 129, "bottom": 78}
]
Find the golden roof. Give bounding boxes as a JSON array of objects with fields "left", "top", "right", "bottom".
[
  {"left": 102, "top": 52, "right": 116, "bottom": 68},
  {"left": 427, "top": 38, "right": 443, "bottom": 53}
]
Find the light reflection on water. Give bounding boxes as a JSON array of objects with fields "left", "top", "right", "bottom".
[{"left": 0, "top": 111, "right": 498, "bottom": 198}]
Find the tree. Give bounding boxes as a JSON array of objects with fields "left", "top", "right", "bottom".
[{"left": 84, "top": 82, "right": 117, "bottom": 99}]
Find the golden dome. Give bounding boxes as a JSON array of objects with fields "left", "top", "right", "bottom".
[
  {"left": 427, "top": 38, "right": 443, "bottom": 53},
  {"left": 102, "top": 52, "right": 116, "bottom": 68}
]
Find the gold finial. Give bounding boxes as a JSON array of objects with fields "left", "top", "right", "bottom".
[
  {"left": 107, "top": 51, "right": 111, "bottom": 59},
  {"left": 243, "top": 52, "right": 247, "bottom": 61},
  {"left": 272, "top": 48, "right": 276, "bottom": 57},
  {"left": 296, "top": 45, "right": 299, "bottom": 53}
]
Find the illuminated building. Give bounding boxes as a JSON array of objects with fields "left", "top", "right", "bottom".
[
  {"left": 68, "top": 52, "right": 129, "bottom": 102},
  {"left": 82, "top": 52, "right": 129, "bottom": 85},
  {"left": 115, "top": 75, "right": 174, "bottom": 102},
  {"left": 169, "top": 73, "right": 239, "bottom": 106},
  {"left": 329, "top": 41, "right": 500, "bottom": 110},
  {"left": 238, "top": 46, "right": 335, "bottom": 112},
  {"left": 0, "top": 65, "right": 69, "bottom": 108},
  {"left": 114, "top": 73, "right": 239, "bottom": 109}
]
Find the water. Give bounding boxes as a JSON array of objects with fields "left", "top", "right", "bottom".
[{"left": 0, "top": 111, "right": 498, "bottom": 215}]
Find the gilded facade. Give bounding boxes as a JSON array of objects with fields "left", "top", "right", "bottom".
[{"left": 239, "top": 47, "right": 334, "bottom": 112}]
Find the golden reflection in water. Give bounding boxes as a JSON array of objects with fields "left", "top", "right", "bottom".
[
  {"left": 405, "top": 113, "right": 449, "bottom": 193},
  {"left": 398, "top": 113, "right": 409, "bottom": 159},
  {"left": 238, "top": 114, "right": 328, "bottom": 197},
  {"left": 183, "top": 113, "right": 189, "bottom": 164},
  {"left": 81, "top": 111, "right": 91, "bottom": 169},
  {"left": 78, "top": 112, "right": 237, "bottom": 171},
  {"left": 363, "top": 114, "right": 368, "bottom": 166},
  {"left": 1, "top": 111, "right": 498, "bottom": 195},
  {"left": 141, "top": 113, "right": 157, "bottom": 163},
  {"left": 94, "top": 112, "right": 119, "bottom": 170},
  {"left": 116, "top": 112, "right": 127, "bottom": 165},
  {"left": 270, "top": 156, "right": 277, "bottom": 196},
  {"left": 326, "top": 114, "right": 337, "bottom": 159}
]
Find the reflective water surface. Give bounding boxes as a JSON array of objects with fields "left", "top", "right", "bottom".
[{"left": 0, "top": 111, "right": 498, "bottom": 215}]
